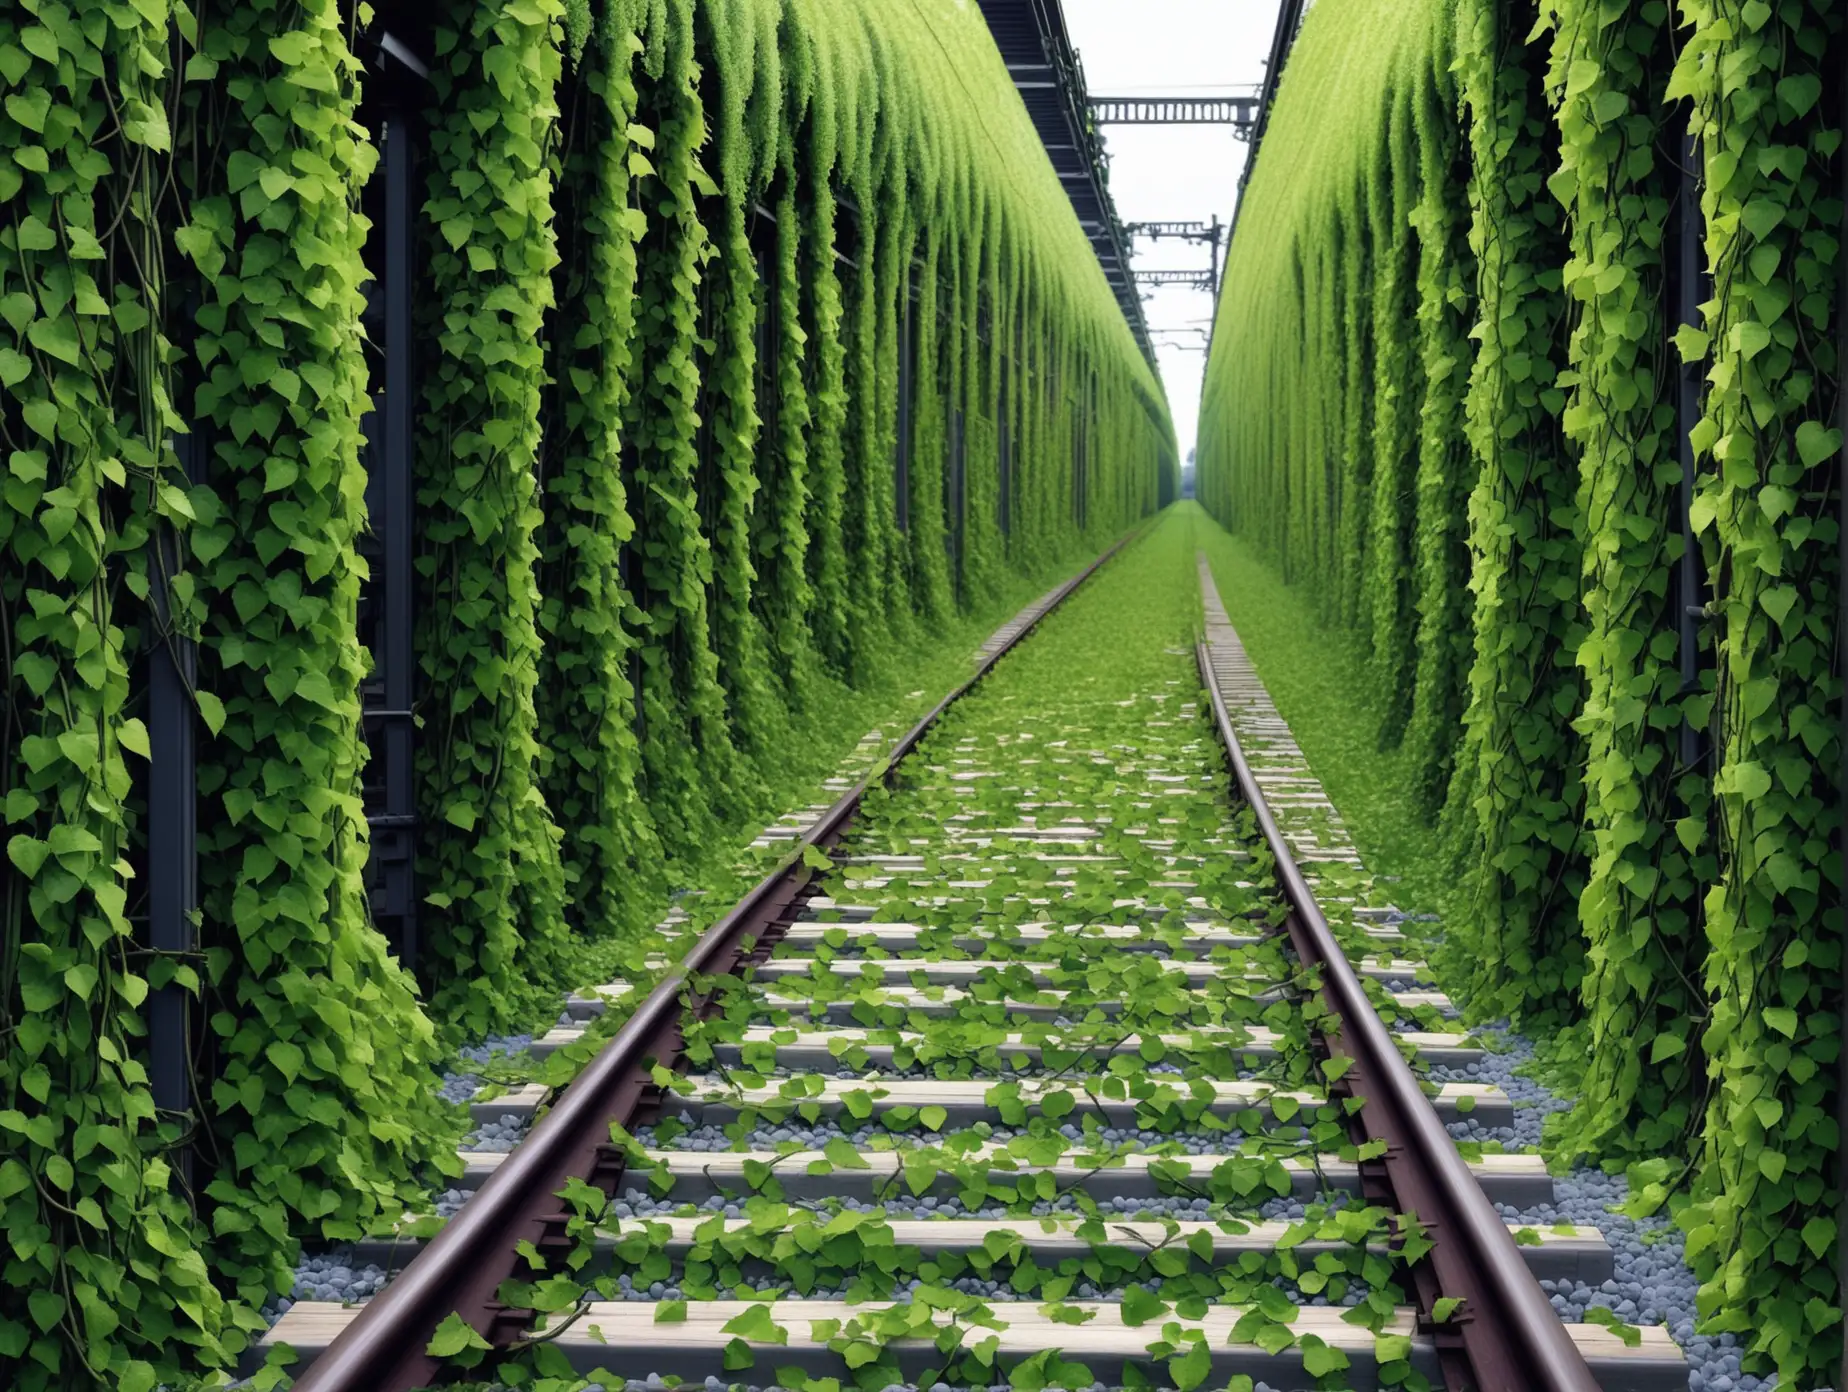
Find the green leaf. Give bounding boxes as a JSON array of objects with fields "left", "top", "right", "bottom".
[
  {"left": 1299, "top": 1334, "right": 1348, "bottom": 1378},
  {"left": 1672, "top": 324, "right": 1710, "bottom": 362},
  {"left": 1795, "top": 421, "right": 1841, "bottom": 470},
  {"left": 1776, "top": 74, "right": 1822, "bottom": 118},
  {"left": 1763, "top": 1007, "right": 1798, "bottom": 1039},
  {"left": 1800, "top": 1217, "right": 1835, "bottom": 1261},
  {"left": 1120, "top": 1284, "right": 1168, "bottom": 1326},
  {"left": 1168, "top": 1338, "right": 1211, "bottom": 1392},
  {"left": 266, "top": 1039, "right": 306, "bottom": 1084},
  {"left": 119, "top": 718, "right": 151, "bottom": 759},
  {"left": 7, "top": 836, "right": 49, "bottom": 879},
  {"left": 426, "top": 1312, "right": 491, "bottom": 1357},
  {"left": 27, "top": 1289, "right": 62, "bottom": 1333},
  {"left": 195, "top": 691, "right": 227, "bottom": 737},
  {"left": 1733, "top": 320, "right": 1772, "bottom": 360},
  {"left": 1582, "top": 1307, "right": 1641, "bottom": 1348},
  {"left": 27, "top": 316, "right": 81, "bottom": 367}
]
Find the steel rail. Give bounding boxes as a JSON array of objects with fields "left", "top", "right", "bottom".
[
  {"left": 1193, "top": 640, "right": 1600, "bottom": 1392},
  {"left": 291, "top": 531, "right": 1140, "bottom": 1392}
]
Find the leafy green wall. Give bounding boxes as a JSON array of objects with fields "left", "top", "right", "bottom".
[
  {"left": 0, "top": 0, "right": 1173, "bottom": 1384},
  {"left": 1196, "top": 0, "right": 1842, "bottom": 1381}
]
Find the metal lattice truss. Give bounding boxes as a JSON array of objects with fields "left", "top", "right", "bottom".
[
  {"left": 975, "top": 0, "right": 1153, "bottom": 360},
  {"left": 1134, "top": 268, "right": 1217, "bottom": 292},
  {"left": 1090, "top": 95, "right": 1259, "bottom": 135},
  {"left": 1126, "top": 220, "right": 1225, "bottom": 247}
]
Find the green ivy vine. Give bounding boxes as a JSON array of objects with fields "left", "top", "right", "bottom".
[
  {"left": 178, "top": 0, "right": 462, "bottom": 1327},
  {"left": 1441, "top": 0, "right": 1590, "bottom": 1024},
  {"left": 0, "top": 1, "right": 233, "bottom": 1384},
  {"left": 1666, "top": 0, "right": 1841, "bottom": 1381},
  {"left": 1198, "top": 0, "right": 1842, "bottom": 1376},
  {"left": 1362, "top": 82, "right": 1425, "bottom": 750},
  {"left": 534, "top": 0, "right": 663, "bottom": 938},
  {"left": 753, "top": 161, "right": 819, "bottom": 702},
  {"left": 695, "top": 0, "right": 786, "bottom": 767},
  {"left": 1537, "top": 0, "right": 1711, "bottom": 1164},
  {"left": 414, "top": 0, "right": 576, "bottom": 1034},
  {"left": 625, "top": 0, "right": 739, "bottom": 851},
  {"left": 1402, "top": 24, "right": 1479, "bottom": 814},
  {"left": 1, "top": 2, "right": 1172, "bottom": 1385}
]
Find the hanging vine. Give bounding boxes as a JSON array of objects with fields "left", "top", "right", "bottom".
[
  {"left": 1537, "top": 0, "right": 1711, "bottom": 1165},
  {"left": 624, "top": 0, "right": 738, "bottom": 851},
  {"left": 1362, "top": 82, "right": 1424, "bottom": 747},
  {"left": 1665, "top": 1, "right": 1842, "bottom": 1383},
  {"left": 534, "top": 0, "right": 662, "bottom": 937},
  {"left": 1441, "top": 0, "right": 1589, "bottom": 1024},
  {"left": 1402, "top": 29, "right": 1480, "bottom": 813},
  {"left": 179, "top": 0, "right": 463, "bottom": 1320},
  {"left": 412, "top": 0, "right": 576, "bottom": 1034},
  {"left": 0, "top": 2, "right": 237, "bottom": 1384}
]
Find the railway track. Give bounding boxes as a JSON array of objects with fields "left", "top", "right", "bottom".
[{"left": 259, "top": 529, "right": 1689, "bottom": 1391}]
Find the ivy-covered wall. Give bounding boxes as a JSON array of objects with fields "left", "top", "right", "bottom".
[
  {"left": 0, "top": 0, "right": 1173, "bottom": 1385},
  {"left": 1195, "top": 0, "right": 1842, "bottom": 1382}
]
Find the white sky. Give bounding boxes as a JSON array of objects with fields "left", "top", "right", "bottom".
[{"left": 1062, "top": 0, "right": 1284, "bottom": 460}]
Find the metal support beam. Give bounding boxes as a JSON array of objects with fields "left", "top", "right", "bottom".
[
  {"left": 949, "top": 407, "right": 966, "bottom": 587},
  {"left": 1134, "top": 269, "right": 1217, "bottom": 291},
  {"left": 147, "top": 434, "right": 204, "bottom": 1197},
  {"left": 1089, "top": 95, "right": 1258, "bottom": 132},
  {"left": 361, "top": 96, "right": 421, "bottom": 966},
  {"left": 896, "top": 270, "right": 916, "bottom": 533},
  {"left": 1674, "top": 131, "right": 1708, "bottom": 773},
  {"left": 998, "top": 355, "right": 1012, "bottom": 539},
  {"left": 1836, "top": 29, "right": 1847, "bottom": 1390},
  {"left": 1126, "top": 220, "right": 1224, "bottom": 244},
  {"left": 975, "top": 0, "right": 1153, "bottom": 361}
]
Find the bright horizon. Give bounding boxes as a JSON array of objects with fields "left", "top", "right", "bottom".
[{"left": 1062, "top": 0, "right": 1284, "bottom": 460}]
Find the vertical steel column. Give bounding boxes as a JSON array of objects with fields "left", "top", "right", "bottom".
[
  {"left": 949, "top": 407, "right": 965, "bottom": 583},
  {"left": 896, "top": 271, "right": 915, "bottom": 533},
  {"left": 1836, "top": 30, "right": 1847, "bottom": 1385},
  {"left": 1676, "top": 131, "right": 1708, "bottom": 771},
  {"left": 147, "top": 434, "right": 203, "bottom": 1195},
  {"left": 367, "top": 109, "right": 419, "bottom": 967},
  {"left": 998, "top": 355, "right": 1012, "bottom": 539}
]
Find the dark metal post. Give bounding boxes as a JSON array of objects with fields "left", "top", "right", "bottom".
[
  {"left": 365, "top": 108, "right": 419, "bottom": 967},
  {"left": 1836, "top": 27, "right": 1847, "bottom": 1383},
  {"left": 949, "top": 407, "right": 965, "bottom": 583},
  {"left": 896, "top": 270, "right": 915, "bottom": 533},
  {"left": 1677, "top": 131, "right": 1707, "bottom": 771},
  {"left": 998, "top": 353, "right": 1012, "bottom": 539},
  {"left": 148, "top": 434, "right": 204, "bottom": 1196}
]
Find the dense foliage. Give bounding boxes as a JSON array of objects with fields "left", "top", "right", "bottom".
[
  {"left": 472, "top": 513, "right": 1438, "bottom": 1392},
  {"left": 1196, "top": 0, "right": 1842, "bottom": 1380},
  {"left": 0, "top": 0, "right": 1172, "bottom": 1385}
]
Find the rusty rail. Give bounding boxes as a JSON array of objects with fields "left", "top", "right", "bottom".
[
  {"left": 290, "top": 533, "right": 1138, "bottom": 1391},
  {"left": 1193, "top": 640, "right": 1599, "bottom": 1392}
]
